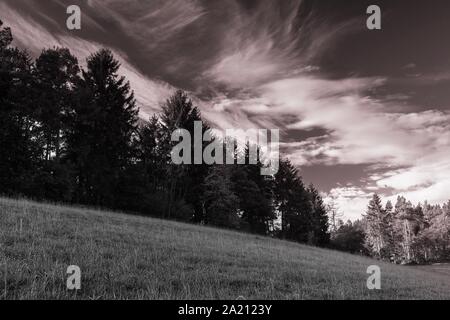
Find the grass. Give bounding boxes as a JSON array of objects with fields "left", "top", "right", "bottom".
[{"left": 0, "top": 197, "right": 449, "bottom": 300}]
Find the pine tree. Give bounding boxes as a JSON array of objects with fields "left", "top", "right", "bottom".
[
  {"left": 202, "top": 165, "right": 240, "bottom": 228},
  {"left": 274, "top": 159, "right": 311, "bottom": 242},
  {"left": 0, "top": 20, "right": 40, "bottom": 195},
  {"left": 138, "top": 115, "right": 165, "bottom": 191},
  {"left": 308, "top": 184, "right": 330, "bottom": 246},
  {"left": 30, "top": 48, "right": 81, "bottom": 201},
  {"left": 383, "top": 200, "right": 396, "bottom": 261},
  {"left": 159, "top": 90, "right": 209, "bottom": 221},
  {"left": 232, "top": 144, "right": 275, "bottom": 235},
  {"left": 34, "top": 48, "right": 80, "bottom": 161},
  {"left": 363, "top": 194, "right": 387, "bottom": 258},
  {"left": 67, "top": 49, "right": 138, "bottom": 206}
]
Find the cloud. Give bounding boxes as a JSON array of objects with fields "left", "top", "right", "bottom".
[
  {"left": 86, "top": 0, "right": 205, "bottom": 53},
  {"left": 0, "top": 2, "right": 174, "bottom": 116},
  {"left": 204, "top": 67, "right": 450, "bottom": 219},
  {"left": 325, "top": 187, "right": 373, "bottom": 221},
  {"left": 204, "top": 0, "right": 358, "bottom": 89}
]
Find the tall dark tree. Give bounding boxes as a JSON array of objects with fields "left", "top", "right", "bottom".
[
  {"left": 31, "top": 48, "right": 80, "bottom": 201},
  {"left": 307, "top": 184, "right": 330, "bottom": 246},
  {"left": 231, "top": 144, "right": 275, "bottom": 235},
  {"left": 0, "top": 20, "right": 40, "bottom": 195},
  {"left": 34, "top": 48, "right": 79, "bottom": 161},
  {"left": 159, "top": 90, "right": 209, "bottom": 221},
  {"left": 274, "top": 159, "right": 311, "bottom": 241},
  {"left": 202, "top": 165, "right": 240, "bottom": 228},
  {"left": 138, "top": 115, "right": 165, "bottom": 191},
  {"left": 331, "top": 220, "right": 366, "bottom": 254},
  {"left": 67, "top": 49, "right": 139, "bottom": 206}
]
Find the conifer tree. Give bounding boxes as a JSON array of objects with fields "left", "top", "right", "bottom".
[
  {"left": 67, "top": 49, "right": 138, "bottom": 206},
  {"left": 363, "top": 194, "right": 387, "bottom": 258}
]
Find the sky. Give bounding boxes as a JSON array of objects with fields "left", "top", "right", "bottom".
[{"left": 2, "top": 0, "right": 450, "bottom": 220}]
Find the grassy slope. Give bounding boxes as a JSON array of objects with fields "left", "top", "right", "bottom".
[{"left": 0, "top": 197, "right": 449, "bottom": 300}]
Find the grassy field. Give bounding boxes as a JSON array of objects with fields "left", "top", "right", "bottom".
[{"left": 0, "top": 197, "right": 449, "bottom": 300}]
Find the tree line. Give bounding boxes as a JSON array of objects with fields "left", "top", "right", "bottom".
[
  {"left": 331, "top": 194, "right": 450, "bottom": 264},
  {"left": 364, "top": 194, "right": 450, "bottom": 264},
  {"left": 0, "top": 20, "right": 330, "bottom": 246}
]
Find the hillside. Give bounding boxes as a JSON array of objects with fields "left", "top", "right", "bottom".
[{"left": 0, "top": 197, "right": 449, "bottom": 300}]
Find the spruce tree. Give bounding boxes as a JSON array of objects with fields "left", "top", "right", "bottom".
[
  {"left": 308, "top": 184, "right": 330, "bottom": 246},
  {"left": 364, "top": 194, "right": 387, "bottom": 258},
  {"left": 202, "top": 165, "right": 240, "bottom": 228},
  {"left": 159, "top": 90, "right": 209, "bottom": 221},
  {"left": 67, "top": 49, "right": 138, "bottom": 206}
]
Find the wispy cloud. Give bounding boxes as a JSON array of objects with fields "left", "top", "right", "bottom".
[{"left": 1, "top": 2, "right": 174, "bottom": 116}]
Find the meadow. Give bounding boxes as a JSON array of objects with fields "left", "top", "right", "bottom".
[{"left": 0, "top": 197, "right": 449, "bottom": 300}]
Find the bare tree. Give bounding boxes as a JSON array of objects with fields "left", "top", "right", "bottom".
[{"left": 326, "top": 198, "right": 343, "bottom": 236}]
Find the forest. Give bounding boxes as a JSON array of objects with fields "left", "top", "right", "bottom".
[
  {"left": 330, "top": 194, "right": 450, "bottom": 264},
  {"left": 0, "top": 20, "right": 329, "bottom": 246},
  {"left": 362, "top": 194, "right": 450, "bottom": 264}
]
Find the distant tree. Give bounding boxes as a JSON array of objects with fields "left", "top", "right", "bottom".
[
  {"left": 0, "top": 20, "right": 12, "bottom": 50},
  {"left": 363, "top": 194, "right": 389, "bottom": 259},
  {"left": 393, "top": 197, "right": 425, "bottom": 263},
  {"left": 331, "top": 220, "right": 366, "bottom": 254},
  {"left": 383, "top": 200, "right": 396, "bottom": 260},
  {"left": 326, "top": 198, "right": 343, "bottom": 236},
  {"left": 360, "top": 194, "right": 450, "bottom": 264}
]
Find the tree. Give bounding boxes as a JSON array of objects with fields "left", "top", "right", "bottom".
[
  {"left": 138, "top": 115, "right": 165, "bottom": 191},
  {"left": 393, "top": 197, "right": 425, "bottom": 263},
  {"left": 0, "top": 20, "right": 40, "bottom": 195},
  {"left": 383, "top": 200, "right": 396, "bottom": 260},
  {"left": 363, "top": 194, "right": 389, "bottom": 259},
  {"left": 307, "top": 184, "right": 330, "bottom": 246},
  {"left": 67, "top": 49, "right": 139, "bottom": 207},
  {"left": 202, "top": 165, "right": 240, "bottom": 228},
  {"left": 326, "top": 197, "right": 343, "bottom": 236},
  {"left": 158, "top": 90, "right": 209, "bottom": 221},
  {"left": 31, "top": 48, "right": 80, "bottom": 201},
  {"left": 232, "top": 144, "right": 275, "bottom": 235},
  {"left": 331, "top": 220, "right": 366, "bottom": 254},
  {"left": 274, "top": 159, "right": 311, "bottom": 241},
  {"left": 34, "top": 48, "right": 80, "bottom": 161}
]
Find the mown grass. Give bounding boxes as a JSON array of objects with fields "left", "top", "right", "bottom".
[{"left": 0, "top": 197, "right": 449, "bottom": 300}]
